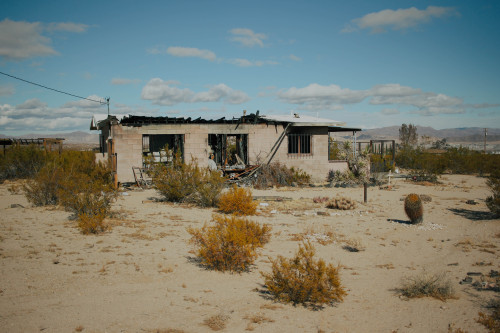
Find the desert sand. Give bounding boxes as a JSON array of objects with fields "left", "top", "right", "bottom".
[{"left": 0, "top": 174, "right": 499, "bottom": 333}]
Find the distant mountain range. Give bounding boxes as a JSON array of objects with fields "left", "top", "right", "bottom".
[
  {"left": 0, "top": 131, "right": 99, "bottom": 144},
  {"left": 357, "top": 126, "right": 500, "bottom": 143},
  {"left": 1, "top": 126, "right": 500, "bottom": 144}
]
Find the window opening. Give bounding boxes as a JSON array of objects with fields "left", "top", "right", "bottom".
[{"left": 288, "top": 133, "right": 312, "bottom": 156}]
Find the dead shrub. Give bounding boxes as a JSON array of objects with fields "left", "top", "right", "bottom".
[
  {"left": 253, "top": 162, "right": 310, "bottom": 189},
  {"left": 218, "top": 184, "right": 257, "bottom": 216},
  {"left": 326, "top": 196, "right": 356, "bottom": 210},
  {"left": 203, "top": 313, "right": 229, "bottom": 331},
  {"left": 187, "top": 214, "right": 271, "bottom": 272},
  {"left": 261, "top": 241, "right": 346, "bottom": 308},
  {"left": 343, "top": 237, "right": 365, "bottom": 252},
  {"left": 398, "top": 272, "right": 455, "bottom": 301},
  {"left": 476, "top": 298, "right": 500, "bottom": 333}
]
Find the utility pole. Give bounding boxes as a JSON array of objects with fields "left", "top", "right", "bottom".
[
  {"left": 106, "top": 97, "right": 110, "bottom": 116},
  {"left": 484, "top": 128, "right": 487, "bottom": 154}
]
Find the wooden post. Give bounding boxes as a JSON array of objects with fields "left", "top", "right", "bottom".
[{"left": 364, "top": 183, "right": 368, "bottom": 203}]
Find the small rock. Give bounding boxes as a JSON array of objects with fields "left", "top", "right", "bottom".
[
  {"left": 466, "top": 199, "right": 477, "bottom": 205},
  {"left": 316, "top": 211, "right": 330, "bottom": 216},
  {"left": 10, "top": 204, "right": 24, "bottom": 208}
]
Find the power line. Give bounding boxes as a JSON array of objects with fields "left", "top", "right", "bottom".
[{"left": 0, "top": 70, "right": 106, "bottom": 105}]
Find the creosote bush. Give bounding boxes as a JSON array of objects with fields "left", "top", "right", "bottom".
[
  {"left": 398, "top": 272, "right": 455, "bottom": 301},
  {"left": 485, "top": 169, "right": 500, "bottom": 217},
  {"left": 261, "top": 242, "right": 346, "bottom": 308},
  {"left": 21, "top": 150, "right": 117, "bottom": 234},
  {"left": 218, "top": 184, "right": 257, "bottom": 216},
  {"left": 404, "top": 193, "right": 424, "bottom": 224},
  {"left": 187, "top": 214, "right": 271, "bottom": 272},
  {"left": 152, "top": 152, "right": 225, "bottom": 207},
  {"left": 326, "top": 196, "right": 356, "bottom": 210},
  {"left": 0, "top": 144, "right": 49, "bottom": 181}
]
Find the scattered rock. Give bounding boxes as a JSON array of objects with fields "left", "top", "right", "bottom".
[
  {"left": 466, "top": 199, "right": 477, "bottom": 205},
  {"left": 316, "top": 211, "right": 330, "bottom": 216},
  {"left": 10, "top": 204, "right": 24, "bottom": 208}
]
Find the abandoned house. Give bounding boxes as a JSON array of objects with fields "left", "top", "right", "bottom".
[{"left": 90, "top": 112, "right": 361, "bottom": 185}]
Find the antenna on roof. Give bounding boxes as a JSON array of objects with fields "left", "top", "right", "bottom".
[{"left": 106, "top": 97, "right": 110, "bottom": 116}]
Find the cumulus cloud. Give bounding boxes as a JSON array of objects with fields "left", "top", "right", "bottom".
[
  {"left": 111, "top": 78, "right": 141, "bottom": 85},
  {"left": 0, "top": 19, "right": 88, "bottom": 61},
  {"left": 229, "top": 28, "right": 267, "bottom": 47},
  {"left": 166, "top": 46, "right": 216, "bottom": 61},
  {"left": 278, "top": 82, "right": 468, "bottom": 116},
  {"left": 289, "top": 54, "right": 302, "bottom": 61},
  {"left": 342, "top": 6, "right": 459, "bottom": 33},
  {"left": 141, "top": 78, "right": 249, "bottom": 106}
]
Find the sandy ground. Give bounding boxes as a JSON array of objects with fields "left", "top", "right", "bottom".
[{"left": 0, "top": 174, "right": 499, "bottom": 333}]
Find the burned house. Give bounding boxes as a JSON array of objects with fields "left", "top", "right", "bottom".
[{"left": 90, "top": 112, "right": 360, "bottom": 184}]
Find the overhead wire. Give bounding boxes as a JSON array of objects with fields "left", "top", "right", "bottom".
[{"left": 0, "top": 70, "right": 107, "bottom": 105}]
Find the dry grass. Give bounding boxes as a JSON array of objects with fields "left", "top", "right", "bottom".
[
  {"left": 399, "top": 272, "right": 456, "bottom": 301},
  {"left": 203, "top": 313, "right": 229, "bottom": 331},
  {"left": 343, "top": 237, "right": 366, "bottom": 252}
]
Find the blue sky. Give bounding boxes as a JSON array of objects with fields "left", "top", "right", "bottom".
[{"left": 1, "top": 0, "right": 499, "bottom": 135}]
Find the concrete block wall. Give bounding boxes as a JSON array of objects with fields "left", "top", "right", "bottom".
[{"left": 110, "top": 122, "right": 348, "bottom": 184}]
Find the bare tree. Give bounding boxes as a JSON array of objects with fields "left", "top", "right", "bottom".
[{"left": 399, "top": 124, "right": 418, "bottom": 147}]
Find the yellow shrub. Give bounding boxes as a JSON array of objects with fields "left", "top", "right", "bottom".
[
  {"left": 187, "top": 214, "right": 271, "bottom": 272},
  {"left": 218, "top": 185, "right": 257, "bottom": 216},
  {"left": 77, "top": 210, "right": 108, "bottom": 235},
  {"left": 261, "top": 242, "right": 346, "bottom": 308}
]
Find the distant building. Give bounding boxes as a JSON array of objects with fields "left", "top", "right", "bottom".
[{"left": 90, "top": 112, "right": 360, "bottom": 184}]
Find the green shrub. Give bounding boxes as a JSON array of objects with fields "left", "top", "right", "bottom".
[
  {"left": 218, "top": 185, "right": 257, "bottom": 216},
  {"left": 404, "top": 193, "right": 424, "bottom": 224},
  {"left": 23, "top": 161, "right": 64, "bottom": 206},
  {"left": 486, "top": 169, "right": 500, "bottom": 217},
  {"left": 261, "top": 242, "right": 346, "bottom": 307},
  {"left": 398, "top": 272, "right": 455, "bottom": 301},
  {"left": 187, "top": 214, "right": 271, "bottom": 272},
  {"left": 0, "top": 144, "right": 50, "bottom": 181},
  {"left": 152, "top": 152, "right": 225, "bottom": 207}
]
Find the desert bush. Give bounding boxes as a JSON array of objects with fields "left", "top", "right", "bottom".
[
  {"left": 0, "top": 144, "right": 50, "bottom": 181},
  {"left": 476, "top": 298, "right": 500, "bottom": 333},
  {"left": 326, "top": 196, "right": 356, "bottom": 210},
  {"left": 218, "top": 184, "right": 257, "bottom": 216},
  {"left": 253, "top": 162, "right": 310, "bottom": 189},
  {"left": 23, "top": 161, "right": 64, "bottom": 206},
  {"left": 398, "top": 272, "right": 455, "bottom": 301},
  {"left": 486, "top": 169, "right": 500, "bottom": 217},
  {"left": 152, "top": 152, "right": 225, "bottom": 207},
  {"left": 187, "top": 214, "right": 271, "bottom": 272},
  {"left": 343, "top": 237, "right": 365, "bottom": 252},
  {"left": 313, "top": 196, "right": 329, "bottom": 203},
  {"left": 404, "top": 193, "right": 424, "bottom": 224},
  {"left": 261, "top": 241, "right": 346, "bottom": 307},
  {"left": 327, "top": 145, "right": 370, "bottom": 185}
]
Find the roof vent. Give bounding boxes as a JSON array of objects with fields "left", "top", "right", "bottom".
[{"left": 293, "top": 112, "right": 300, "bottom": 118}]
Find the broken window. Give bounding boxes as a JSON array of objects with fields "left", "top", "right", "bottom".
[
  {"left": 288, "top": 133, "right": 312, "bottom": 156},
  {"left": 208, "top": 134, "right": 248, "bottom": 168},
  {"left": 142, "top": 134, "right": 184, "bottom": 164}
]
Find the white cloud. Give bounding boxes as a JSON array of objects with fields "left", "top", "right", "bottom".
[
  {"left": 46, "top": 22, "right": 89, "bottom": 33},
  {"left": 0, "top": 19, "right": 57, "bottom": 60},
  {"left": 166, "top": 46, "right": 216, "bottom": 61},
  {"left": 278, "top": 83, "right": 367, "bottom": 107},
  {"left": 343, "top": 6, "right": 459, "bottom": 33},
  {"left": 278, "top": 82, "right": 469, "bottom": 116},
  {"left": 229, "top": 28, "right": 267, "bottom": 47},
  {"left": 229, "top": 58, "right": 278, "bottom": 67},
  {"left": 0, "top": 19, "right": 89, "bottom": 61},
  {"left": 141, "top": 78, "right": 249, "bottom": 106},
  {"left": 111, "top": 78, "right": 141, "bottom": 85},
  {"left": 289, "top": 54, "right": 302, "bottom": 61}
]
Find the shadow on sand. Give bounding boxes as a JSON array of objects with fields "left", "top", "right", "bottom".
[
  {"left": 387, "top": 218, "right": 412, "bottom": 225},
  {"left": 448, "top": 208, "right": 496, "bottom": 221}
]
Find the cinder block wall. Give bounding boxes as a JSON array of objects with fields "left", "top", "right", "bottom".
[{"left": 111, "top": 123, "right": 348, "bottom": 184}]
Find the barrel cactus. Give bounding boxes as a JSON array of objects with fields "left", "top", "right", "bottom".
[{"left": 404, "top": 193, "right": 423, "bottom": 224}]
